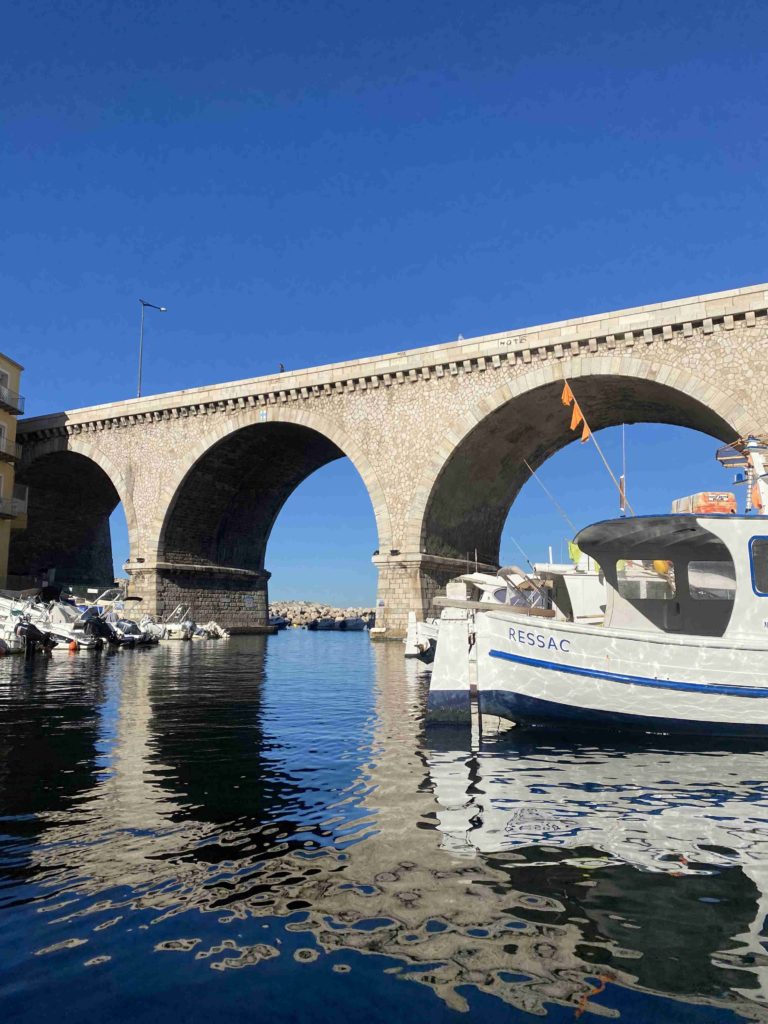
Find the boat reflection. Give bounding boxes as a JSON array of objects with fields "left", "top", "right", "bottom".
[{"left": 428, "top": 725, "right": 768, "bottom": 1013}]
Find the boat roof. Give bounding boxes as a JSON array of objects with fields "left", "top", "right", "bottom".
[
  {"left": 457, "top": 571, "right": 508, "bottom": 587},
  {"left": 574, "top": 514, "right": 755, "bottom": 559}
]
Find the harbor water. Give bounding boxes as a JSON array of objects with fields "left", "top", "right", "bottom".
[{"left": 2, "top": 631, "right": 768, "bottom": 1023}]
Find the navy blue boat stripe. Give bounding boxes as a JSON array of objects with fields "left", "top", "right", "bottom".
[{"left": 488, "top": 648, "right": 768, "bottom": 698}]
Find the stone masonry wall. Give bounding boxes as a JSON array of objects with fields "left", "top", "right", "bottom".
[{"left": 128, "top": 566, "right": 271, "bottom": 633}]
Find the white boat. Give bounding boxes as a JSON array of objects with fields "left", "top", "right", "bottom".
[
  {"left": 404, "top": 612, "right": 440, "bottom": 660},
  {"left": 145, "top": 603, "right": 194, "bottom": 640},
  {"left": 406, "top": 562, "right": 603, "bottom": 662},
  {"left": 137, "top": 602, "right": 229, "bottom": 641},
  {"left": 78, "top": 588, "right": 158, "bottom": 647},
  {"left": 193, "top": 619, "right": 230, "bottom": 639},
  {"left": 535, "top": 558, "right": 605, "bottom": 624},
  {"left": 427, "top": 437, "right": 768, "bottom": 738},
  {"left": 39, "top": 598, "right": 107, "bottom": 650},
  {"left": 0, "top": 590, "right": 105, "bottom": 651}
]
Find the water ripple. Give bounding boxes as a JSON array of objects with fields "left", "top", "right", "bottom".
[{"left": 1, "top": 632, "right": 767, "bottom": 1022}]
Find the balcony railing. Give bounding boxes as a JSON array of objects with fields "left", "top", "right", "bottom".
[
  {"left": 0, "top": 437, "right": 22, "bottom": 463},
  {"left": 0, "top": 384, "right": 24, "bottom": 415},
  {"left": 0, "top": 484, "right": 28, "bottom": 519}
]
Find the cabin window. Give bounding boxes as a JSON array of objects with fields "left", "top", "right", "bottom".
[
  {"left": 616, "top": 559, "right": 676, "bottom": 600},
  {"left": 750, "top": 538, "right": 768, "bottom": 595},
  {"left": 688, "top": 561, "right": 736, "bottom": 600}
]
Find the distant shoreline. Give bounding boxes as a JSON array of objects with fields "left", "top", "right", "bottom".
[{"left": 269, "top": 600, "right": 375, "bottom": 628}]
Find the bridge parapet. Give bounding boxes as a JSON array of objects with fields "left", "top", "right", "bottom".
[{"left": 18, "top": 283, "right": 768, "bottom": 442}]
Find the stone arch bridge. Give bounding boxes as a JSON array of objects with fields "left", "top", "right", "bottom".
[{"left": 13, "top": 284, "right": 768, "bottom": 636}]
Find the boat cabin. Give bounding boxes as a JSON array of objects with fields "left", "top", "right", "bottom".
[
  {"left": 532, "top": 562, "right": 606, "bottom": 624},
  {"left": 574, "top": 515, "right": 768, "bottom": 640}
]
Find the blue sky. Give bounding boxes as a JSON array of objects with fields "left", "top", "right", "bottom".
[{"left": 5, "top": 0, "right": 767, "bottom": 604}]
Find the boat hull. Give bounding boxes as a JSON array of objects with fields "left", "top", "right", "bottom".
[{"left": 476, "top": 609, "right": 768, "bottom": 737}]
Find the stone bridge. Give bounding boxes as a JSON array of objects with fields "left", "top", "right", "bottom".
[{"left": 13, "top": 283, "right": 768, "bottom": 635}]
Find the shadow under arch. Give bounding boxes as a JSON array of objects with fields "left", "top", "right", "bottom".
[
  {"left": 151, "top": 407, "right": 392, "bottom": 568},
  {"left": 405, "top": 359, "right": 752, "bottom": 566},
  {"left": 9, "top": 437, "right": 139, "bottom": 585}
]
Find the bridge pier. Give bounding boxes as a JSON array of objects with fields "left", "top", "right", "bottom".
[
  {"left": 126, "top": 562, "right": 272, "bottom": 634},
  {"left": 372, "top": 552, "right": 497, "bottom": 639}
]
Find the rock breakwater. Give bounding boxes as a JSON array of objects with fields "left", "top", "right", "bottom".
[{"left": 269, "top": 601, "right": 375, "bottom": 630}]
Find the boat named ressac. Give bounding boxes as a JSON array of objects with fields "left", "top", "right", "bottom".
[{"left": 429, "top": 436, "right": 768, "bottom": 737}]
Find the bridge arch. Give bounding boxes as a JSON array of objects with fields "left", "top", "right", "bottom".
[
  {"left": 150, "top": 406, "right": 392, "bottom": 562},
  {"left": 132, "top": 407, "right": 392, "bottom": 629},
  {"left": 404, "top": 357, "right": 754, "bottom": 567},
  {"left": 9, "top": 436, "right": 139, "bottom": 586}
]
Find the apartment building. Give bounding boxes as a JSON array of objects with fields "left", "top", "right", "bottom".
[{"left": 0, "top": 354, "right": 26, "bottom": 582}]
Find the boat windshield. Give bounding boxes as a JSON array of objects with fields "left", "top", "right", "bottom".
[
  {"left": 48, "top": 602, "right": 83, "bottom": 624},
  {"left": 688, "top": 560, "right": 737, "bottom": 601},
  {"left": 575, "top": 517, "right": 737, "bottom": 637},
  {"left": 616, "top": 559, "right": 676, "bottom": 601}
]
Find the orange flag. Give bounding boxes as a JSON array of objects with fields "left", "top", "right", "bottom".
[{"left": 562, "top": 381, "right": 591, "bottom": 442}]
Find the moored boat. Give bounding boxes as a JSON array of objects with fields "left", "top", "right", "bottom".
[
  {"left": 407, "top": 562, "right": 603, "bottom": 662},
  {"left": 427, "top": 436, "right": 768, "bottom": 738},
  {"left": 0, "top": 588, "right": 105, "bottom": 651},
  {"left": 307, "top": 617, "right": 336, "bottom": 631},
  {"left": 475, "top": 513, "right": 768, "bottom": 736},
  {"left": 338, "top": 616, "right": 366, "bottom": 631}
]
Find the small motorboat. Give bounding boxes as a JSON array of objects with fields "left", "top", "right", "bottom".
[
  {"left": 404, "top": 613, "right": 440, "bottom": 662},
  {"left": 407, "top": 563, "right": 603, "bottom": 663},
  {"left": 148, "top": 604, "right": 228, "bottom": 640},
  {"left": 337, "top": 616, "right": 366, "bottom": 631},
  {"left": 156, "top": 604, "right": 195, "bottom": 640},
  {"left": 0, "top": 588, "right": 105, "bottom": 651},
  {"left": 307, "top": 617, "right": 336, "bottom": 631},
  {"left": 192, "top": 620, "right": 230, "bottom": 639},
  {"left": 79, "top": 588, "right": 158, "bottom": 647},
  {"left": 39, "top": 598, "right": 105, "bottom": 650},
  {"left": 14, "top": 618, "right": 58, "bottom": 659}
]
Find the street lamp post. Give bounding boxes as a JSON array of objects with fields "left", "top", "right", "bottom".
[{"left": 137, "top": 299, "right": 167, "bottom": 398}]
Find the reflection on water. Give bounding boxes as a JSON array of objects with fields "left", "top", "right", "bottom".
[{"left": 1, "top": 633, "right": 768, "bottom": 1022}]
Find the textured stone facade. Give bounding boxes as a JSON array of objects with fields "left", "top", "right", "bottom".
[
  {"left": 13, "top": 284, "right": 768, "bottom": 635},
  {"left": 129, "top": 564, "right": 270, "bottom": 633}
]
